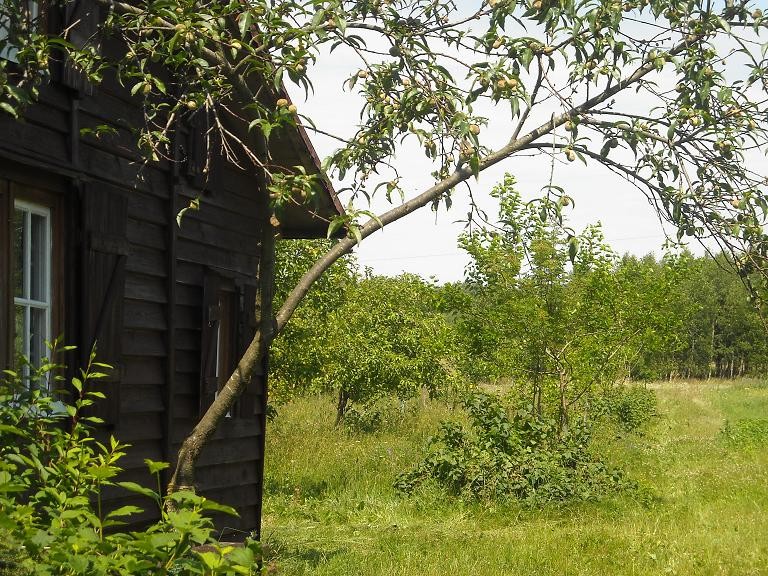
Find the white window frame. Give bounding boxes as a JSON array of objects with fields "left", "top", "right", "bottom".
[{"left": 13, "top": 199, "right": 52, "bottom": 384}]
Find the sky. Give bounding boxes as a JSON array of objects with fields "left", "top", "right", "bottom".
[{"left": 285, "top": 3, "right": 758, "bottom": 283}]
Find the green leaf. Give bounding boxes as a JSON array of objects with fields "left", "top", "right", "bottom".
[
  {"left": 0, "top": 102, "right": 19, "bottom": 118},
  {"left": 238, "top": 11, "right": 253, "bottom": 38},
  {"left": 350, "top": 225, "right": 363, "bottom": 245},
  {"left": 327, "top": 217, "right": 345, "bottom": 238},
  {"left": 144, "top": 459, "right": 170, "bottom": 475},
  {"left": 87, "top": 464, "right": 118, "bottom": 481},
  {"left": 105, "top": 505, "right": 143, "bottom": 519},
  {"left": 117, "top": 481, "right": 158, "bottom": 500}
]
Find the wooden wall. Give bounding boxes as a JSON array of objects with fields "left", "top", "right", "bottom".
[{"left": 0, "top": 73, "right": 269, "bottom": 533}]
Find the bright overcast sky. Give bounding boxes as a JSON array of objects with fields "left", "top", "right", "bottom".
[{"left": 285, "top": 2, "right": 766, "bottom": 283}]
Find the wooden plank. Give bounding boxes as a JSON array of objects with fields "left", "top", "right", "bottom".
[
  {"left": 178, "top": 177, "right": 258, "bottom": 215},
  {"left": 175, "top": 350, "right": 201, "bottom": 376},
  {"left": 125, "top": 273, "right": 168, "bottom": 304},
  {"left": 196, "top": 461, "right": 260, "bottom": 492},
  {"left": 172, "top": 372, "right": 198, "bottom": 395},
  {"left": 170, "top": 417, "right": 261, "bottom": 444},
  {"left": 196, "top": 436, "right": 262, "bottom": 467},
  {"left": 124, "top": 299, "right": 167, "bottom": 331},
  {"left": 176, "top": 261, "right": 204, "bottom": 286},
  {"left": 0, "top": 179, "right": 9, "bottom": 369},
  {"left": 23, "top": 101, "right": 69, "bottom": 134},
  {"left": 177, "top": 218, "right": 260, "bottom": 257},
  {"left": 175, "top": 199, "right": 262, "bottom": 241},
  {"left": 120, "top": 383, "right": 165, "bottom": 414},
  {"left": 171, "top": 394, "right": 198, "bottom": 419},
  {"left": 118, "top": 439, "right": 164, "bottom": 469},
  {"left": 176, "top": 282, "right": 201, "bottom": 306},
  {"left": 116, "top": 412, "right": 164, "bottom": 442},
  {"left": 175, "top": 328, "right": 200, "bottom": 352},
  {"left": 164, "top": 182, "right": 178, "bottom": 479},
  {"left": 174, "top": 304, "right": 201, "bottom": 330},
  {"left": 0, "top": 116, "right": 69, "bottom": 164},
  {"left": 176, "top": 238, "right": 257, "bottom": 276},
  {"left": 127, "top": 217, "right": 166, "bottom": 251},
  {"left": 200, "top": 483, "right": 261, "bottom": 509},
  {"left": 123, "top": 357, "right": 164, "bottom": 385},
  {"left": 126, "top": 244, "right": 167, "bottom": 277},
  {"left": 122, "top": 329, "right": 166, "bottom": 357},
  {"left": 79, "top": 143, "right": 168, "bottom": 197},
  {"left": 128, "top": 193, "right": 168, "bottom": 226}
]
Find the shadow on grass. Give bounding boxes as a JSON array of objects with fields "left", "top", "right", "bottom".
[
  {"left": 264, "top": 476, "right": 330, "bottom": 500},
  {"left": 264, "top": 540, "right": 344, "bottom": 570}
]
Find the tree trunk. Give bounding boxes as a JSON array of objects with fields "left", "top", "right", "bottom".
[
  {"left": 557, "top": 370, "right": 569, "bottom": 437},
  {"left": 334, "top": 388, "right": 349, "bottom": 426},
  {"left": 169, "top": 206, "right": 276, "bottom": 493}
]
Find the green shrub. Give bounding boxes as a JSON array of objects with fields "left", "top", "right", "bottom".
[
  {"left": 341, "top": 397, "right": 414, "bottom": 434},
  {"left": 720, "top": 418, "right": 768, "bottom": 447},
  {"left": 608, "top": 385, "right": 658, "bottom": 432},
  {"left": 0, "top": 345, "right": 262, "bottom": 575},
  {"left": 395, "top": 392, "right": 630, "bottom": 503},
  {"left": 342, "top": 400, "right": 387, "bottom": 434}
]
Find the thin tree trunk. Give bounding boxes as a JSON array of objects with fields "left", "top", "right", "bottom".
[
  {"left": 169, "top": 203, "right": 276, "bottom": 493},
  {"left": 558, "top": 370, "right": 569, "bottom": 437},
  {"left": 334, "top": 389, "right": 349, "bottom": 426}
]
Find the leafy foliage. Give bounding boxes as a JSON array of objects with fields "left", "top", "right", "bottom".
[
  {"left": 721, "top": 418, "right": 768, "bottom": 448},
  {"left": 395, "top": 392, "right": 629, "bottom": 503},
  {"left": 0, "top": 347, "right": 262, "bottom": 576},
  {"left": 272, "top": 246, "right": 468, "bottom": 421},
  {"left": 605, "top": 385, "right": 658, "bottom": 433}
]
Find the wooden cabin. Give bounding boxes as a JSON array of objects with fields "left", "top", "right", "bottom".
[{"left": 0, "top": 3, "right": 341, "bottom": 536}]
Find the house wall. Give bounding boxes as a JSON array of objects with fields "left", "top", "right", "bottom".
[{"left": 0, "top": 75, "right": 269, "bottom": 533}]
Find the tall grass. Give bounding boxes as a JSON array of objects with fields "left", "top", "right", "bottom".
[{"left": 262, "top": 382, "right": 768, "bottom": 575}]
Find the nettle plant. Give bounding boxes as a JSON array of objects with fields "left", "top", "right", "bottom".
[
  {"left": 3, "top": 0, "right": 768, "bottom": 493},
  {"left": 0, "top": 345, "right": 261, "bottom": 576}
]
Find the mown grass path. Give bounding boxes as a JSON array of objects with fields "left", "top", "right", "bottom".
[{"left": 262, "top": 382, "right": 768, "bottom": 575}]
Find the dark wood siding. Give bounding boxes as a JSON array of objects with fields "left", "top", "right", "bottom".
[
  {"left": 0, "top": 76, "right": 268, "bottom": 533},
  {"left": 170, "top": 174, "right": 266, "bottom": 532}
]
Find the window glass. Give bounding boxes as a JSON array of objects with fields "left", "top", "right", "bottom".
[
  {"left": 30, "top": 212, "right": 47, "bottom": 301},
  {"left": 13, "top": 201, "right": 51, "bottom": 379},
  {"left": 14, "top": 304, "right": 24, "bottom": 364},
  {"left": 13, "top": 208, "right": 23, "bottom": 297}
]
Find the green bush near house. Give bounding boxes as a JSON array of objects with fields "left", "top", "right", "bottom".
[{"left": 0, "top": 346, "right": 261, "bottom": 576}]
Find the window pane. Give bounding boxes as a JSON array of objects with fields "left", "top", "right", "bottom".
[
  {"left": 30, "top": 306, "right": 47, "bottom": 368},
  {"left": 14, "top": 304, "right": 26, "bottom": 363},
  {"left": 30, "top": 212, "right": 48, "bottom": 301},
  {"left": 13, "top": 208, "right": 24, "bottom": 297},
  {"left": 0, "top": 2, "right": 39, "bottom": 62}
]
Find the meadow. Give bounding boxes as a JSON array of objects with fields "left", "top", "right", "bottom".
[{"left": 260, "top": 380, "right": 768, "bottom": 575}]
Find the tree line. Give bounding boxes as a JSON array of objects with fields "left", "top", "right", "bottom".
[{"left": 272, "top": 176, "right": 768, "bottom": 423}]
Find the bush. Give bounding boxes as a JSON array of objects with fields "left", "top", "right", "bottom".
[
  {"left": 341, "top": 397, "right": 415, "bottom": 434},
  {"left": 395, "top": 392, "right": 630, "bottom": 503},
  {"left": 720, "top": 418, "right": 768, "bottom": 447},
  {"left": 0, "top": 345, "right": 262, "bottom": 575},
  {"left": 607, "top": 385, "right": 658, "bottom": 432},
  {"left": 342, "top": 400, "right": 388, "bottom": 434}
]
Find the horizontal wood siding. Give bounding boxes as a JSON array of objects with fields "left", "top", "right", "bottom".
[
  {"left": 0, "top": 72, "right": 275, "bottom": 534},
  {"left": 171, "top": 171, "right": 265, "bottom": 532}
]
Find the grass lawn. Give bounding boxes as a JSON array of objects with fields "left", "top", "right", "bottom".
[{"left": 261, "top": 381, "right": 768, "bottom": 575}]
